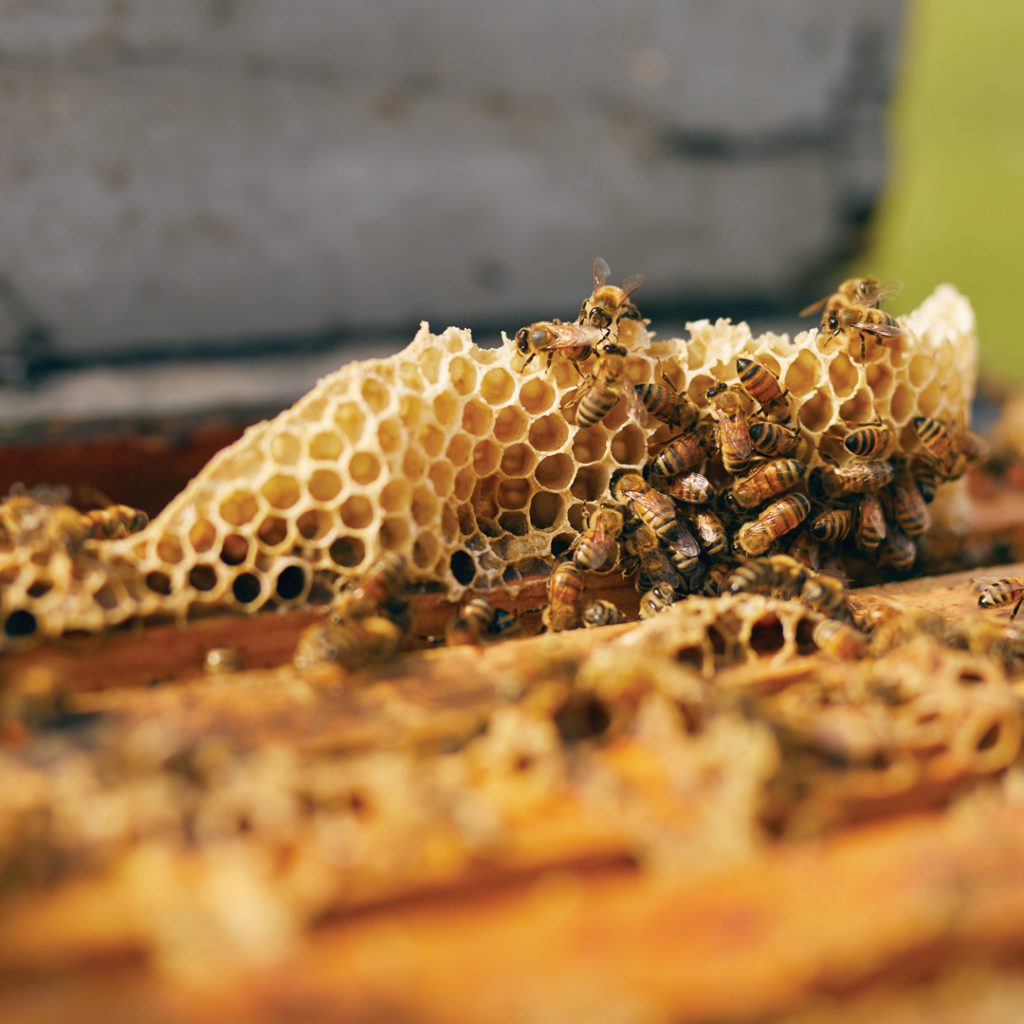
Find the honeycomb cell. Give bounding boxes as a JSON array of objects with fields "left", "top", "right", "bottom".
[
  {"left": 189, "top": 520, "right": 218, "bottom": 554},
  {"left": 529, "top": 491, "right": 564, "bottom": 530},
  {"left": 428, "top": 462, "right": 454, "bottom": 496},
  {"left": 220, "top": 534, "right": 250, "bottom": 566},
  {"left": 454, "top": 468, "right": 477, "bottom": 502},
  {"left": 334, "top": 403, "right": 366, "bottom": 443},
  {"left": 188, "top": 564, "right": 219, "bottom": 593},
  {"left": 402, "top": 448, "right": 427, "bottom": 480},
  {"left": 611, "top": 423, "right": 646, "bottom": 465},
  {"left": 494, "top": 406, "right": 528, "bottom": 443},
  {"left": 309, "top": 469, "right": 342, "bottom": 503},
  {"left": 462, "top": 399, "right": 494, "bottom": 436},
  {"left": 550, "top": 360, "right": 577, "bottom": 390},
  {"left": 839, "top": 389, "right": 875, "bottom": 425},
  {"left": 450, "top": 550, "right": 477, "bottom": 585},
  {"left": 497, "top": 478, "right": 531, "bottom": 510},
  {"left": 155, "top": 536, "right": 184, "bottom": 565},
  {"left": 908, "top": 354, "right": 932, "bottom": 390},
  {"left": 309, "top": 431, "right": 344, "bottom": 461},
  {"left": 566, "top": 502, "right": 587, "bottom": 532},
  {"left": 262, "top": 474, "right": 301, "bottom": 510},
  {"left": 529, "top": 414, "right": 570, "bottom": 453},
  {"left": 329, "top": 535, "right": 365, "bottom": 568},
  {"left": 399, "top": 395, "right": 429, "bottom": 430},
  {"left": 798, "top": 392, "right": 835, "bottom": 433},
  {"left": 419, "top": 347, "right": 444, "bottom": 386},
  {"left": 687, "top": 374, "right": 716, "bottom": 406},
  {"left": 500, "top": 443, "right": 535, "bottom": 476},
  {"left": 419, "top": 424, "right": 446, "bottom": 458},
  {"left": 270, "top": 432, "right": 302, "bottom": 466},
  {"left": 572, "top": 426, "right": 608, "bottom": 464},
  {"left": 378, "top": 418, "right": 403, "bottom": 455},
  {"left": 481, "top": 367, "right": 514, "bottom": 405},
  {"left": 349, "top": 451, "right": 382, "bottom": 486},
  {"left": 446, "top": 433, "right": 472, "bottom": 466},
  {"left": 232, "top": 573, "right": 262, "bottom": 605},
  {"left": 413, "top": 532, "right": 440, "bottom": 569},
  {"left": 380, "top": 518, "right": 410, "bottom": 547},
  {"left": 4, "top": 609, "right": 37, "bottom": 637},
  {"left": 448, "top": 355, "right": 478, "bottom": 396},
  {"left": 786, "top": 348, "right": 824, "bottom": 397},
  {"left": 145, "top": 570, "right": 173, "bottom": 596},
  {"left": 257, "top": 515, "right": 290, "bottom": 548},
  {"left": 360, "top": 376, "right": 391, "bottom": 413},
  {"left": 93, "top": 584, "right": 119, "bottom": 611},
  {"left": 890, "top": 383, "right": 916, "bottom": 424},
  {"left": 826, "top": 353, "right": 859, "bottom": 399},
  {"left": 433, "top": 392, "right": 460, "bottom": 428},
  {"left": 220, "top": 491, "right": 259, "bottom": 527},
  {"left": 340, "top": 496, "right": 374, "bottom": 530},
  {"left": 551, "top": 532, "right": 576, "bottom": 558},
  {"left": 296, "top": 509, "right": 332, "bottom": 541},
  {"left": 519, "top": 378, "right": 555, "bottom": 415},
  {"left": 918, "top": 381, "right": 943, "bottom": 418},
  {"left": 411, "top": 485, "right": 438, "bottom": 526},
  {"left": 381, "top": 480, "right": 413, "bottom": 514},
  {"left": 275, "top": 565, "right": 307, "bottom": 601},
  {"left": 571, "top": 465, "right": 610, "bottom": 502},
  {"left": 498, "top": 511, "right": 529, "bottom": 536},
  {"left": 399, "top": 361, "right": 424, "bottom": 391},
  {"left": 535, "top": 453, "right": 575, "bottom": 490},
  {"left": 472, "top": 440, "right": 501, "bottom": 476}
]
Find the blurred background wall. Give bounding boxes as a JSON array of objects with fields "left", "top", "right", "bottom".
[{"left": 0, "top": 0, "right": 1017, "bottom": 433}]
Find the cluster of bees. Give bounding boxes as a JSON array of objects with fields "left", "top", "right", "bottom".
[{"left": 291, "top": 261, "right": 1013, "bottom": 671}]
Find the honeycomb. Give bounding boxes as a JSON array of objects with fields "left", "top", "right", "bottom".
[{"left": 0, "top": 285, "right": 977, "bottom": 646}]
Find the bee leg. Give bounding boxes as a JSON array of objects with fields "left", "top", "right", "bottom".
[{"left": 1012, "top": 594, "right": 1023, "bottom": 622}]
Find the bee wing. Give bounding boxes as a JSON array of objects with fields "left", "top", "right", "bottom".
[
  {"left": 971, "top": 576, "right": 1007, "bottom": 592},
  {"left": 623, "top": 379, "right": 649, "bottom": 426},
  {"left": 799, "top": 295, "right": 828, "bottom": 317},
  {"left": 541, "top": 324, "right": 605, "bottom": 350},
  {"left": 866, "top": 279, "right": 903, "bottom": 305},
  {"left": 850, "top": 320, "right": 903, "bottom": 339},
  {"left": 620, "top": 273, "right": 645, "bottom": 299},
  {"left": 668, "top": 523, "right": 700, "bottom": 557},
  {"left": 592, "top": 256, "right": 611, "bottom": 288}
]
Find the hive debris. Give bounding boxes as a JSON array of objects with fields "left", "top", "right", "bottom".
[{"left": 0, "top": 285, "right": 977, "bottom": 646}]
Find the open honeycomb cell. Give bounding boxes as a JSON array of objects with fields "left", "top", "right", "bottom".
[{"left": 0, "top": 287, "right": 980, "bottom": 643}]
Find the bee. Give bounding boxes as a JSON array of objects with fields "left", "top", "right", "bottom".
[
  {"left": 635, "top": 372, "right": 698, "bottom": 430},
  {"left": 512, "top": 319, "right": 609, "bottom": 370},
  {"left": 811, "top": 507, "right": 854, "bottom": 544},
  {"left": 663, "top": 521, "right": 701, "bottom": 576},
  {"left": 800, "top": 571, "right": 850, "bottom": 619},
  {"left": 77, "top": 503, "right": 149, "bottom": 540},
  {"left": 878, "top": 529, "right": 916, "bottom": 572},
  {"left": 787, "top": 530, "right": 822, "bottom": 571},
  {"left": 976, "top": 577, "right": 1024, "bottom": 621},
  {"left": 204, "top": 646, "right": 244, "bottom": 674},
  {"left": 0, "top": 494, "right": 87, "bottom": 552},
  {"left": 749, "top": 420, "right": 801, "bottom": 458},
  {"left": 648, "top": 423, "right": 712, "bottom": 478},
  {"left": 891, "top": 465, "right": 930, "bottom": 538},
  {"left": 706, "top": 383, "right": 752, "bottom": 474},
  {"left": 582, "top": 599, "right": 630, "bottom": 628},
  {"left": 912, "top": 416, "right": 982, "bottom": 481},
  {"left": 813, "top": 619, "right": 867, "bottom": 661},
  {"left": 294, "top": 614, "right": 403, "bottom": 671},
  {"left": 735, "top": 357, "right": 788, "bottom": 418},
  {"left": 446, "top": 597, "right": 499, "bottom": 646},
  {"left": 622, "top": 522, "right": 680, "bottom": 592},
  {"left": 726, "top": 459, "right": 806, "bottom": 511},
  {"left": 825, "top": 306, "right": 903, "bottom": 362},
  {"left": 611, "top": 471, "right": 677, "bottom": 539},
  {"left": 912, "top": 459, "right": 939, "bottom": 504},
  {"left": 836, "top": 422, "right": 890, "bottom": 461},
  {"left": 661, "top": 471, "right": 715, "bottom": 505},
  {"left": 810, "top": 460, "right": 894, "bottom": 498},
  {"left": 577, "top": 256, "right": 645, "bottom": 332},
  {"left": 687, "top": 508, "right": 728, "bottom": 559},
  {"left": 341, "top": 552, "right": 407, "bottom": 616},
  {"left": 800, "top": 277, "right": 899, "bottom": 325},
  {"left": 639, "top": 583, "right": 676, "bottom": 619},
  {"left": 543, "top": 560, "right": 585, "bottom": 632},
  {"left": 571, "top": 502, "right": 624, "bottom": 571},
  {"left": 855, "top": 493, "right": 887, "bottom": 552},
  {"left": 567, "top": 344, "right": 647, "bottom": 428},
  {"left": 735, "top": 493, "right": 811, "bottom": 556},
  {"left": 702, "top": 562, "right": 733, "bottom": 597}
]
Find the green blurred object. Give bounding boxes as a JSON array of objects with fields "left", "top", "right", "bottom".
[{"left": 860, "top": 0, "right": 1024, "bottom": 380}]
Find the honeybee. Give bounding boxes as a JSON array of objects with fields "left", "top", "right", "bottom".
[
  {"left": 663, "top": 521, "right": 701, "bottom": 576},
  {"left": 648, "top": 423, "right": 712, "bottom": 478},
  {"left": 800, "top": 276, "right": 899, "bottom": 325},
  {"left": 976, "top": 576, "right": 1024, "bottom": 621},
  {"left": 661, "top": 471, "right": 715, "bottom": 505},
  {"left": 577, "top": 257, "right": 645, "bottom": 332},
  {"left": 340, "top": 552, "right": 407, "bottom": 617},
  {"left": 787, "top": 530, "right": 822, "bottom": 571},
  {"left": 622, "top": 522, "right": 680, "bottom": 592},
  {"left": 813, "top": 619, "right": 867, "bottom": 661},
  {"left": 735, "top": 357, "right": 788, "bottom": 418},
  {"left": 725, "top": 459, "right": 806, "bottom": 511},
  {"left": 749, "top": 420, "right": 801, "bottom": 457},
  {"left": 639, "top": 583, "right": 676, "bottom": 619},
  {"left": 855, "top": 493, "right": 887, "bottom": 552},
  {"left": 611, "top": 471, "right": 677, "bottom": 538},
  {"left": 735, "top": 493, "right": 811, "bottom": 556},
  {"left": 837, "top": 422, "right": 890, "bottom": 460},
  {"left": 912, "top": 416, "right": 983, "bottom": 481},
  {"left": 727, "top": 556, "right": 805, "bottom": 598},
  {"left": 0, "top": 493, "right": 87, "bottom": 552},
  {"left": 294, "top": 614, "right": 403, "bottom": 670},
  {"left": 75, "top": 503, "right": 149, "bottom": 540},
  {"left": 571, "top": 503, "right": 624, "bottom": 571},
  {"left": 878, "top": 529, "right": 916, "bottom": 572},
  {"left": 446, "top": 597, "right": 500, "bottom": 646},
  {"left": 567, "top": 343, "right": 646, "bottom": 428},
  {"left": 512, "top": 319, "right": 609, "bottom": 370},
  {"left": 891, "top": 465, "right": 930, "bottom": 538},
  {"left": 687, "top": 508, "right": 728, "bottom": 559},
  {"left": 702, "top": 562, "right": 733, "bottom": 597},
  {"left": 706, "top": 383, "right": 752, "bottom": 473},
  {"left": 912, "top": 459, "right": 939, "bottom": 504},
  {"left": 800, "top": 571, "right": 850, "bottom": 619},
  {"left": 810, "top": 460, "right": 894, "bottom": 498},
  {"left": 825, "top": 306, "right": 902, "bottom": 362},
  {"left": 810, "top": 507, "right": 854, "bottom": 544},
  {"left": 635, "top": 372, "right": 698, "bottom": 430},
  {"left": 582, "top": 599, "right": 630, "bottom": 628},
  {"left": 955, "top": 617, "right": 1024, "bottom": 670},
  {"left": 543, "top": 560, "right": 585, "bottom": 632}
]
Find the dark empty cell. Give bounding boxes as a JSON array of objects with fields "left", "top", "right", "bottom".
[
  {"left": 276, "top": 565, "right": 307, "bottom": 601},
  {"left": 795, "top": 617, "right": 817, "bottom": 653},
  {"left": 529, "top": 491, "right": 563, "bottom": 529},
  {"left": 450, "top": 549, "right": 476, "bottom": 585},
  {"left": 550, "top": 533, "right": 575, "bottom": 558},
  {"left": 232, "top": 573, "right": 262, "bottom": 605},
  {"left": 27, "top": 579, "right": 53, "bottom": 599},
  {"left": 554, "top": 696, "right": 612, "bottom": 744},
  {"left": 4, "top": 609, "right": 37, "bottom": 637},
  {"left": 220, "top": 534, "right": 250, "bottom": 566},
  {"left": 498, "top": 511, "right": 529, "bottom": 536},
  {"left": 977, "top": 722, "right": 1001, "bottom": 752},
  {"left": 329, "top": 536, "right": 365, "bottom": 568},
  {"left": 707, "top": 626, "right": 730, "bottom": 657},
  {"left": 674, "top": 646, "right": 705, "bottom": 670},
  {"left": 145, "top": 570, "right": 173, "bottom": 595},
  {"left": 749, "top": 620, "right": 786, "bottom": 655},
  {"left": 257, "top": 516, "right": 290, "bottom": 547},
  {"left": 188, "top": 564, "right": 219, "bottom": 592},
  {"left": 93, "top": 584, "right": 119, "bottom": 610}
]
